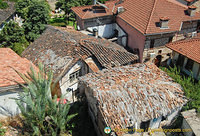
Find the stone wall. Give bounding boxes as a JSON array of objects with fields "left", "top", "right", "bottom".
[
  {"left": 174, "top": 21, "right": 198, "bottom": 41},
  {"left": 143, "top": 21, "right": 198, "bottom": 63}
]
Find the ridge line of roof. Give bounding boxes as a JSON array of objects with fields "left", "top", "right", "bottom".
[
  {"left": 145, "top": 0, "right": 158, "bottom": 34},
  {"left": 166, "top": 0, "right": 188, "bottom": 9},
  {"left": 166, "top": 38, "right": 200, "bottom": 46}
]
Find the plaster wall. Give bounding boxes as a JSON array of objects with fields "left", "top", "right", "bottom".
[
  {"left": 59, "top": 60, "right": 86, "bottom": 102},
  {"left": 0, "top": 88, "right": 22, "bottom": 118},
  {"left": 181, "top": 119, "right": 194, "bottom": 136},
  {"left": 87, "top": 23, "right": 115, "bottom": 38},
  {"left": 172, "top": 52, "right": 200, "bottom": 80},
  {"left": 116, "top": 17, "right": 146, "bottom": 62}
]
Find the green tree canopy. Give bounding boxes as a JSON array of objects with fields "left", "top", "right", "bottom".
[
  {"left": 56, "top": 0, "right": 107, "bottom": 21},
  {"left": 0, "top": 21, "right": 28, "bottom": 54},
  {"left": 15, "top": 0, "right": 50, "bottom": 42},
  {"left": 161, "top": 66, "right": 200, "bottom": 113},
  {"left": 0, "top": 0, "right": 8, "bottom": 9}
]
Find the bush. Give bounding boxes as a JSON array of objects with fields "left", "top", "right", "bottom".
[
  {"left": 161, "top": 66, "right": 200, "bottom": 113},
  {"left": 15, "top": 64, "right": 77, "bottom": 135},
  {"left": 0, "top": 0, "right": 8, "bottom": 9},
  {"left": 0, "top": 21, "right": 29, "bottom": 55},
  {"left": 0, "top": 123, "right": 5, "bottom": 136}
]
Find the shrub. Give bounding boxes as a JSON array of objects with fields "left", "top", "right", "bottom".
[
  {"left": 15, "top": 64, "right": 77, "bottom": 135},
  {"left": 161, "top": 66, "right": 200, "bottom": 113},
  {"left": 0, "top": 0, "right": 8, "bottom": 9},
  {"left": 0, "top": 123, "right": 6, "bottom": 136}
]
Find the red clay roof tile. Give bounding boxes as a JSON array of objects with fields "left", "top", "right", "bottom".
[
  {"left": 72, "top": 0, "right": 200, "bottom": 34},
  {"left": 166, "top": 37, "right": 200, "bottom": 63},
  {"left": 0, "top": 48, "right": 38, "bottom": 88}
]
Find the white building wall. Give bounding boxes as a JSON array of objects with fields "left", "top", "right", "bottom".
[
  {"left": 87, "top": 23, "right": 127, "bottom": 46},
  {"left": 149, "top": 116, "right": 162, "bottom": 129},
  {"left": 87, "top": 24, "right": 115, "bottom": 38},
  {"left": 115, "top": 23, "right": 127, "bottom": 47},
  {"left": 0, "top": 88, "right": 22, "bottom": 118},
  {"left": 172, "top": 52, "right": 200, "bottom": 80},
  {"left": 167, "top": 109, "right": 179, "bottom": 122},
  {"left": 59, "top": 61, "right": 83, "bottom": 102},
  {"left": 192, "top": 62, "right": 200, "bottom": 79}
]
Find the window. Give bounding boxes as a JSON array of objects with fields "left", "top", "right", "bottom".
[
  {"left": 140, "top": 120, "right": 150, "bottom": 131},
  {"left": 69, "top": 70, "right": 80, "bottom": 83},
  {"left": 185, "top": 58, "right": 194, "bottom": 71},
  {"left": 150, "top": 39, "right": 155, "bottom": 49},
  {"left": 168, "top": 37, "right": 173, "bottom": 43},
  {"left": 176, "top": 54, "right": 184, "bottom": 67}
]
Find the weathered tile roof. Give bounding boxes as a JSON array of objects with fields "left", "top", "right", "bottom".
[
  {"left": 22, "top": 26, "right": 138, "bottom": 79},
  {"left": 0, "top": 2, "right": 15, "bottom": 25},
  {"left": 79, "top": 62, "right": 187, "bottom": 132},
  {"left": 0, "top": 48, "right": 37, "bottom": 88},
  {"left": 166, "top": 37, "right": 200, "bottom": 63},
  {"left": 72, "top": 0, "right": 200, "bottom": 34}
]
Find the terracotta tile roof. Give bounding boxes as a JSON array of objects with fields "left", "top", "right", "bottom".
[
  {"left": 71, "top": 1, "right": 116, "bottom": 19},
  {"left": 0, "top": 2, "right": 15, "bottom": 25},
  {"left": 166, "top": 37, "right": 200, "bottom": 63},
  {"left": 185, "top": 0, "right": 195, "bottom": 2},
  {"left": 22, "top": 26, "right": 138, "bottom": 79},
  {"left": 117, "top": 0, "right": 200, "bottom": 34},
  {"left": 79, "top": 62, "right": 187, "bottom": 133},
  {"left": 72, "top": 0, "right": 200, "bottom": 34},
  {"left": 0, "top": 48, "right": 37, "bottom": 88}
]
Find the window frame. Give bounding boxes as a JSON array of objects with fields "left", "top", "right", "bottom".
[
  {"left": 69, "top": 70, "right": 80, "bottom": 83},
  {"left": 185, "top": 58, "right": 194, "bottom": 72}
]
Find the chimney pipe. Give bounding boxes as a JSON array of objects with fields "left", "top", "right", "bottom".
[
  {"left": 188, "top": 5, "right": 197, "bottom": 16},
  {"left": 93, "top": 28, "right": 98, "bottom": 38},
  {"left": 160, "top": 17, "right": 170, "bottom": 29}
]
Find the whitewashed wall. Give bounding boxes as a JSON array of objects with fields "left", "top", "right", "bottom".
[
  {"left": 115, "top": 23, "right": 127, "bottom": 47},
  {"left": 87, "top": 24, "right": 115, "bottom": 38},
  {"left": 0, "top": 88, "right": 22, "bottom": 118},
  {"left": 59, "top": 61, "right": 83, "bottom": 102},
  {"left": 149, "top": 116, "right": 162, "bottom": 129},
  {"left": 172, "top": 52, "right": 200, "bottom": 80}
]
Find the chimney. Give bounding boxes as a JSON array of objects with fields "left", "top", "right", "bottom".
[
  {"left": 160, "top": 17, "right": 170, "bottom": 29},
  {"left": 93, "top": 0, "right": 97, "bottom": 5},
  {"left": 93, "top": 28, "right": 98, "bottom": 38},
  {"left": 117, "top": 7, "right": 125, "bottom": 14},
  {"left": 188, "top": 5, "right": 197, "bottom": 16}
]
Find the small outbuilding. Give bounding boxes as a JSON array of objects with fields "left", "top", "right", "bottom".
[
  {"left": 0, "top": 48, "right": 37, "bottom": 118},
  {"left": 79, "top": 62, "right": 188, "bottom": 136},
  {"left": 22, "top": 26, "right": 138, "bottom": 103},
  {"left": 166, "top": 37, "right": 200, "bottom": 80}
]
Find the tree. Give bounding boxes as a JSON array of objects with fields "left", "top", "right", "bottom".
[
  {"left": 15, "top": 0, "right": 32, "bottom": 19},
  {"left": 15, "top": 63, "right": 77, "bottom": 135},
  {"left": 0, "top": 21, "right": 28, "bottom": 55},
  {"left": 56, "top": 0, "right": 107, "bottom": 22},
  {"left": 0, "top": 0, "right": 8, "bottom": 9},
  {"left": 161, "top": 66, "right": 200, "bottom": 113},
  {"left": 15, "top": 0, "right": 50, "bottom": 42}
]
